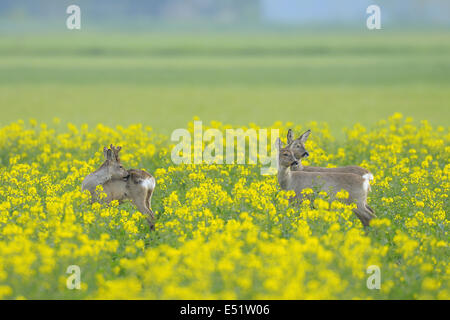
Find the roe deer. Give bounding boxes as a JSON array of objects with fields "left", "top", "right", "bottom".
[
  {"left": 81, "top": 147, "right": 129, "bottom": 201},
  {"left": 286, "top": 129, "right": 375, "bottom": 214},
  {"left": 101, "top": 145, "right": 156, "bottom": 230},
  {"left": 276, "top": 138, "right": 375, "bottom": 227},
  {"left": 287, "top": 129, "right": 374, "bottom": 179}
]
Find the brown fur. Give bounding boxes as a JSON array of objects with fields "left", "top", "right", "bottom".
[
  {"left": 101, "top": 149, "right": 156, "bottom": 230},
  {"left": 277, "top": 139, "right": 374, "bottom": 227},
  {"left": 82, "top": 145, "right": 156, "bottom": 230},
  {"left": 286, "top": 129, "right": 374, "bottom": 213}
]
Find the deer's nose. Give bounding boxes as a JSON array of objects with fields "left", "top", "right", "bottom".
[{"left": 304, "top": 151, "right": 309, "bottom": 158}]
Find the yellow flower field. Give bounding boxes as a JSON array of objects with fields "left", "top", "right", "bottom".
[{"left": 0, "top": 113, "right": 448, "bottom": 299}]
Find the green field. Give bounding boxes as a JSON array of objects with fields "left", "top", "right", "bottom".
[{"left": 1, "top": 32, "right": 449, "bottom": 134}]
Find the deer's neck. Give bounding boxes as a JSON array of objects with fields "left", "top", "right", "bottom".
[
  {"left": 278, "top": 165, "right": 292, "bottom": 190},
  {"left": 291, "top": 161, "right": 304, "bottom": 171}
]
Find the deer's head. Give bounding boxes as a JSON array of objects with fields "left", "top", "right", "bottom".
[
  {"left": 276, "top": 138, "right": 299, "bottom": 169},
  {"left": 286, "top": 129, "right": 310, "bottom": 161},
  {"left": 102, "top": 146, "right": 129, "bottom": 180}
]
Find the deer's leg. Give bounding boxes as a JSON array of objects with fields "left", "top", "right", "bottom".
[
  {"left": 145, "top": 188, "right": 155, "bottom": 219},
  {"left": 353, "top": 208, "right": 369, "bottom": 227},
  {"left": 365, "top": 204, "right": 376, "bottom": 217},
  {"left": 366, "top": 203, "right": 376, "bottom": 217},
  {"left": 131, "top": 194, "right": 155, "bottom": 231},
  {"left": 354, "top": 202, "right": 374, "bottom": 227}
]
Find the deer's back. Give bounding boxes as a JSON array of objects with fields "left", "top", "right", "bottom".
[
  {"left": 128, "top": 169, "right": 153, "bottom": 184},
  {"left": 302, "top": 165, "right": 369, "bottom": 176},
  {"left": 126, "top": 169, "right": 156, "bottom": 195}
]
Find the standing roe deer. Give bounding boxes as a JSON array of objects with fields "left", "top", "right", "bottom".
[
  {"left": 286, "top": 129, "right": 375, "bottom": 214},
  {"left": 287, "top": 129, "right": 374, "bottom": 179},
  {"left": 102, "top": 145, "right": 156, "bottom": 229},
  {"left": 82, "top": 145, "right": 156, "bottom": 230},
  {"left": 276, "top": 138, "right": 375, "bottom": 227}
]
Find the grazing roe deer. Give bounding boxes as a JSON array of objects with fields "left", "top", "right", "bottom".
[
  {"left": 286, "top": 129, "right": 375, "bottom": 214},
  {"left": 276, "top": 138, "right": 375, "bottom": 227},
  {"left": 102, "top": 145, "right": 156, "bottom": 229}
]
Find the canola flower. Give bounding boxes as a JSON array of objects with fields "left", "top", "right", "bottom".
[{"left": 0, "top": 114, "right": 448, "bottom": 299}]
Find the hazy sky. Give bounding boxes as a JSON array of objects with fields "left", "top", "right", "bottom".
[{"left": 1, "top": 0, "right": 449, "bottom": 31}]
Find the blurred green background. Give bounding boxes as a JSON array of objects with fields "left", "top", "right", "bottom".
[{"left": 1, "top": 1, "right": 449, "bottom": 135}]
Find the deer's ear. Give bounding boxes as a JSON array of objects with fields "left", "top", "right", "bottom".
[
  {"left": 106, "top": 149, "right": 113, "bottom": 161},
  {"left": 103, "top": 147, "right": 108, "bottom": 159},
  {"left": 298, "top": 129, "right": 311, "bottom": 143},
  {"left": 287, "top": 129, "right": 294, "bottom": 144},
  {"left": 275, "top": 138, "right": 283, "bottom": 151},
  {"left": 111, "top": 145, "right": 122, "bottom": 161}
]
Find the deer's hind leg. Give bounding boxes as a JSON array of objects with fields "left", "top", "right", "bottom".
[
  {"left": 145, "top": 187, "right": 155, "bottom": 220},
  {"left": 129, "top": 187, "right": 155, "bottom": 231},
  {"left": 353, "top": 201, "right": 374, "bottom": 227},
  {"left": 365, "top": 204, "right": 376, "bottom": 217}
]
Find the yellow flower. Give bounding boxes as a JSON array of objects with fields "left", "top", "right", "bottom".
[{"left": 0, "top": 115, "right": 447, "bottom": 299}]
